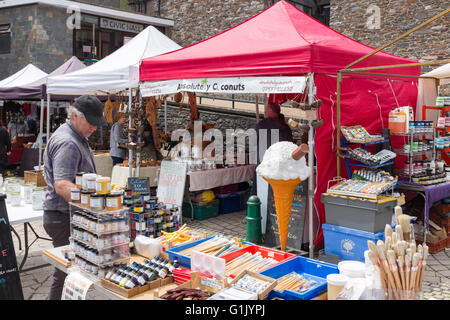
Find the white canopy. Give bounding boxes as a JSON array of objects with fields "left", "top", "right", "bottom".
[
  {"left": 417, "top": 63, "right": 450, "bottom": 120},
  {"left": 47, "top": 26, "right": 181, "bottom": 95},
  {"left": 421, "top": 63, "right": 450, "bottom": 85},
  {"left": 0, "top": 64, "right": 48, "bottom": 88}
]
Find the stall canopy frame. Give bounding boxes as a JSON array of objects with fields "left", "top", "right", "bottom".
[{"left": 335, "top": 8, "right": 450, "bottom": 177}]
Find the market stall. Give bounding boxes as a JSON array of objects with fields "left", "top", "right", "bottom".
[
  {"left": 0, "top": 64, "right": 47, "bottom": 88},
  {"left": 0, "top": 57, "right": 86, "bottom": 170},
  {"left": 46, "top": 26, "right": 182, "bottom": 179},
  {"left": 139, "top": 0, "right": 419, "bottom": 252}
]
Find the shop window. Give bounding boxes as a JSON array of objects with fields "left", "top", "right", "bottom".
[
  {"left": 0, "top": 24, "right": 11, "bottom": 54},
  {"left": 74, "top": 24, "right": 99, "bottom": 60}
]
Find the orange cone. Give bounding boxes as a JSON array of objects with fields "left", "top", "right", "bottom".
[{"left": 263, "top": 177, "right": 301, "bottom": 251}]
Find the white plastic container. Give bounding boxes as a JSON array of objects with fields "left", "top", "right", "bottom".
[
  {"left": 327, "top": 273, "right": 349, "bottom": 300},
  {"left": 338, "top": 260, "right": 366, "bottom": 279}
]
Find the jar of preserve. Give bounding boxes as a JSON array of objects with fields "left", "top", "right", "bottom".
[
  {"left": 71, "top": 188, "right": 81, "bottom": 203},
  {"left": 90, "top": 194, "right": 105, "bottom": 211},
  {"left": 95, "top": 177, "right": 111, "bottom": 195},
  {"left": 81, "top": 191, "right": 92, "bottom": 208},
  {"left": 106, "top": 192, "right": 122, "bottom": 211},
  {"left": 76, "top": 172, "right": 84, "bottom": 189}
]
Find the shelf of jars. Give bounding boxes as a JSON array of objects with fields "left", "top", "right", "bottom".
[{"left": 69, "top": 202, "right": 131, "bottom": 278}]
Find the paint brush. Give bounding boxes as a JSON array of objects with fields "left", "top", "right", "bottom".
[
  {"left": 385, "top": 236, "right": 392, "bottom": 252},
  {"left": 394, "top": 206, "right": 403, "bottom": 225},
  {"left": 368, "top": 250, "right": 387, "bottom": 290},
  {"left": 405, "top": 249, "right": 412, "bottom": 291},
  {"left": 398, "top": 214, "right": 412, "bottom": 241},
  {"left": 395, "top": 224, "right": 404, "bottom": 241},
  {"left": 397, "top": 255, "right": 406, "bottom": 291},
  {"left": 418, "top": 244, "right": 428, "bottom": 292},
  {"left": 377, "top": 240, "right": 398, "bottom": 299},
  {"left": 385, "top": 224, "right": 393, "bottom": 239},
  {"left": 387, "top": 249, "right": 402, "bottom": 292},
  {"left": 415, "top": 245, "right": 423, "bottom": 290},
  {"left": 392, "top": 231, "right": 398, "bottom": 245},
  {"left": 410, "top": 252, "right": 420, "bottom": 292}
]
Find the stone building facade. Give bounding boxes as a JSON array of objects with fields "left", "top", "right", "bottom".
[
  {"left": 330, "top": 0, "right": 449, "bottom": 73},
  {"left": 145, "top": 0, "right": 329, "bottom": 47}
]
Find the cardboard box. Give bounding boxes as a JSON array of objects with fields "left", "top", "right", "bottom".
[
  {"left": 24, "top": 170, "right": 47, "bottom": 187},
  {"left": 230, "top": 270, "right": 278, "bottom": 300},
  {"left": 100, "top": 276, "right": 173, "bottom": 299}
]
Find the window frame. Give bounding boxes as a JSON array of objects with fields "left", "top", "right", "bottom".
[{"left": 0, "top": 24, "right": 12, "bottom": 54}]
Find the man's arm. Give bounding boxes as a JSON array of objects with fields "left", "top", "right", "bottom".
[{"left": 54, "top": 179, "right": 77, "bottom": 203}]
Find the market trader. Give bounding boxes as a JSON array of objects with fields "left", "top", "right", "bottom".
[
  {"left": 43, "top": 95, "right": 106, "bottom": 300},
  {"left": 110, "top": 111, "right": 128, "bottom": 166}
]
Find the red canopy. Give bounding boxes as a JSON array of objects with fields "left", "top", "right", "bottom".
[
  {"left": 140, "top": 1, "right": 417, "bottom": 80},
  {"left": 140, "top": 1, "right": 421, "bottom": 247}
]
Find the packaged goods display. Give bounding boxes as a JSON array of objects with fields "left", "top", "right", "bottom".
[
  {"left": 327, "top": 176, "right": 397, "bottom": 199},
  {"left": 102, "top": 256, "right": 179, "bottom": 290},
  {"left": 346, "top": 148, "right": 394, "bottom": 166},
  {"left": 341, "top": 126, "right": 384, "bottom": 144},
  {"left": 129, "top": 202, "right": 181, "bottom": 240},
  {"left": 273, "top": 272, "right": 319, "bottom": 294}
]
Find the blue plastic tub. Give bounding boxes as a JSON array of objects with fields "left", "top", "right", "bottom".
[
  {"left": 260, "top": 256, "right": 339, "bottom": 300},
  {"left": 216, "top": 193, "right": 242, "bottom": 214},
  {"left": 322, "top": 223, "right": 385, "bottom": 262},
  {"left": 166, "top": 236, "right": 215, "bottom": 267}
]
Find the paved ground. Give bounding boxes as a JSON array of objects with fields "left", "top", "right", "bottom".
[{"left": 10, "top": 209, "right": 450, "bottom": 300}]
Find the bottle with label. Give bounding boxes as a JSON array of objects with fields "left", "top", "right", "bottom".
[
  {"left": 169, "top": 260, "right": 179, "bottom": 274},
  {"left": 143, "top": 267, "right": 158, "bottom": 282},
  {"left": 158, "top": 263, "right": 170, "bottom": 279},
  {"left": 124, "top": 275, "right": 138, "bottom": 290}
]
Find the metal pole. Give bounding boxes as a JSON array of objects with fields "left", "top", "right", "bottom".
[
  {"left": 336, "top": 72, "right": 342, "bottom": 178},
  {"left": 128, "top": 88, "right": 133, "bottom": 178},
  {"left": 46, "top": 94, "right": 50, "bottom": 150},
  {"left": 164, "top": 99, "right": 167, "bottom": 134},
  {"left": 38, "top": 98, "right": 45, "bottom": 169},
  {"left": 307, "top": 74, "right": 315, "bottom": 258},
  {"left": 255, "top": 94, "right": 260, "bottom": 123}
]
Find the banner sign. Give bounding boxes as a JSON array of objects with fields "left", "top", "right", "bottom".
[
  {"left": 140, "top": 76, "right": 306, "bottom": 97},
  {"left": 100, "top": 18, "right": 143, "bottom": 34}
]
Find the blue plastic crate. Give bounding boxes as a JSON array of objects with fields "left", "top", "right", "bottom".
[
  {"left": 322, "top": 223, "right": 385, "bottom": 262},
  {"left": 166, "top": 236, "right": 254, "bottom": 268},
  {"left": 260, "top": 256, "right": 339, "bottom": 300},
  {"left": 216, "top": 193, "right": 242, "bottom": 214},
  {"left": 166, "top": 236, "right": 215, "bottom": 268}
]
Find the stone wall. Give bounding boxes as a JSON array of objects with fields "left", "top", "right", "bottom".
[
  {"left": 330, "top": 0, "right": 449, "bottom": 73},
  {"left": 145, "top": 0, "right": 272, "bottom": 47},
  {"left": 0, "top": 4, "right": 73, "bottom": 79}
]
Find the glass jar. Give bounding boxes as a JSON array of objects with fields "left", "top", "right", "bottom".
[
  {"left": 76, "top": 172, "right": 84, "bottom": 189},
  {"left": 106, "top": 192, "right": 122, "bottom": 211},
  {"left": 82, "top": 173, "right": 97, "bottom": 192},
  {"left": 81, "top": 191, "right": 92, "bottom": 208},
  {"left": 95, "top": 177, "right": 111, "bottom": 195},
  {"left": 24, "top": 182, "right": 36, "bottom": 204},
  {"left": 10, "top": 191, "right": 21, "bottom": 206},
  {"left": 90, "top": 194, "right": 105, "bottom": 212},
  {"left": 71, "top": 188, "right": 81, "bottom": 204},
  {"left": 32, "top": 187, "right": 45, "bottom": 210}
]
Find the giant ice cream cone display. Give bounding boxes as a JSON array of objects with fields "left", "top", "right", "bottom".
[{"left": 256, "top": 142, "right": 311, "bottom": 251}]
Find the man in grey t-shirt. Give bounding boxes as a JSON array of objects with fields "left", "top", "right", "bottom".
[{"left": 43, "top": 95, "right": 106, "bottom": 300}]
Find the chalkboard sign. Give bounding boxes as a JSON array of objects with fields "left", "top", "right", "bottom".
[
  {"left": 157, "top": 160, "right": 187, "bottom": 207},
  {"left": 127, "top": 177, "right": 150, "bottom": 194},
  {"left": 263, "top": 180, "right": 307, "bottom": 251},
  {"left": 0, "top": 194, "right": 24, "bottom": 300}
]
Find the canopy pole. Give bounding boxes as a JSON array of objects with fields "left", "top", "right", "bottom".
[
  {"left": 128, "top": 88, "right": 133, "bottom": 178},
  {"left": 38, "top": 98, "right": 45, "bottom": 169},
  {"left": 164, "top": 99, "right": 167, "bottom": 134},
  {"left": 336, "top": 72, "right": 342, "bottom": 178},
  {"left": 46, "top": 94, "right": 51, "bottom": 153},
  {"left": 255, "top": 94, "right": 260, "bottom": 123},
  {"left": 307, "top": 74, "right": 315, "bottom": 258}
]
